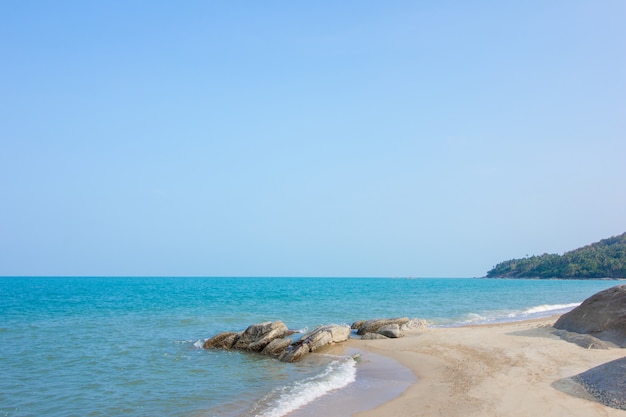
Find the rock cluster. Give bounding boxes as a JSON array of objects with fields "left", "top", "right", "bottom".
[
  {"left": 203, "top": 321, "right": 350, "bottom": 362},
  {"left": 351, "top": 317, "right": 427, "bottom": 339},
  {"left": 553, "top": 284, "right": 626, "bottom": 348}
]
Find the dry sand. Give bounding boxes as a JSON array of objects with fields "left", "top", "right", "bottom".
[{"left": 344, "top": 317, "right": 626, "bottom": 417}]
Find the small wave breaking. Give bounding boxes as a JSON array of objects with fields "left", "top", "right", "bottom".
[
  {"left": 247, "top": 358, "right": 357, "bottom": 417},
  {"left": 436, "top": 302, "right": 582, "bottom": 327},
  {"left": 518, "top": 302, "right": 580, "bottom": 316}
]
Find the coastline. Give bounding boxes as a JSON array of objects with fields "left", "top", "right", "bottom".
[{"left": 321, "top": 316, "right": 626, "bottom": 417}]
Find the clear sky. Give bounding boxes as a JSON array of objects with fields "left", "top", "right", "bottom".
[{"left": 1, "top": 1, "right": 625, "bottom": 277}]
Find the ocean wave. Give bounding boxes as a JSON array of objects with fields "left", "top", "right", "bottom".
[
  {"left": 248, "top": 358, "right": 357, "bottom": 417},
  {"left": 518, "top": 302, "right": 580, "bottom": 316},
  {"left": 436, "top": 302, "right": 582, "bottom": 327}
]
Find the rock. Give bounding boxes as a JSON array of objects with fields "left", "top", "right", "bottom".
[
  {"left": 361, "top": 332, "right": 389, "bottom": 340},
  {"left": 554, "top": 285, "right": 626, "bottom": 347},
  {"left": 352, "top": 317, "right": 410, "bottom": 336},
  {"left": 203, "top": 332, "right": 239, "bottom": 349},
  {"left": 574, "top": 357, "right": 626, "bottom": 410},
  {"left": 260, "top": 337, "right": 293, "bottom": 356},
  {"left": 351, "top": 320, "right": 366, "bottom": 331},
  {"left": 279, "top": 324, "right": 350, "bottom": 362},
  {"left": 232, "top": 321, "right": 292, "bottom": 352},
  {"left": 279, "top": 343, "right": 311, "bottom": 362},
  {"left": 378, "top": 323, "right": 403, "bottom": 338},
  {"left": 551, "top": 329, "right": 614, "bottom": 349}
]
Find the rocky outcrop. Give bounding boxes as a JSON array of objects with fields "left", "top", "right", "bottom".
[
  {"left": 279, "top": 324, "right": 351, "bottom": 362},
  {"left": 574, "top": 357, "right": 626, "bottom": 410},
  {"left": 351, "top": 317, "right": 427, "bottom": 339},
  {"left": 203, "top": 321, "right": 349, "bottom": 362},
  {"left": 553, "top": 285, "right": 626, "bottom": 348},
  {"left": 202, "top": 321, "right": 293, "bottom": 355}
]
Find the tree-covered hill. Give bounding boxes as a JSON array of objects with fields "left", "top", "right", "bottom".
[{"left": 486, "top": 232, "right": 626, "bottom": 279}]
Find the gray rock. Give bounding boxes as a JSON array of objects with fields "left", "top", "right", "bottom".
[
  {"left": 574, "top": 356, "right": 626, "bottom": 410},
  {"left": 279, "top": 324, "right": 350, "bottom": 362},
  {"left": 554, "top": 285, "right": 626, "bottom": 347},
  {"left": 378, "top": 323, "right": 403, "bottom": 338},
  {"left": 203, "top": 332, "right": 239, "bottom": 349},
  {"left": 279, "top": 343, "right": 311, "bottom": 363},
  {"left": 352, "top": 318, "right": 410, "bottom": 336},
  {"left": 232, "top": 321, "right": 292, "bottom": 352},
  {"left": 351, "top": 320, "right": 366, "bottom": 331},
  {"left": 260, "top": 337, "right": 293, "bottom": 356}
]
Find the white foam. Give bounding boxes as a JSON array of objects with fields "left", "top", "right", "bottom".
[
  {"left": 521, "top": 302, "right": 580, "bottom": 315},
  {"left": 437, "top": 302, "right": 583, "bottom": 327},
  {"left": 252, "top": 358, "right": 357, "bottom": 417}
]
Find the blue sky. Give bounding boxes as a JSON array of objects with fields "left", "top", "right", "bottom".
[{"left": 1, "top": 1, "right": 625, "bottom": 277}]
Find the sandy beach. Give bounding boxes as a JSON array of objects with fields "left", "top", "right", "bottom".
[{"left": 341, "top": 317, "right": 626, "bottom": 417}]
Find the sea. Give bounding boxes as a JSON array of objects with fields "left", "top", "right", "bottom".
[{"left": 0, "top": 277, "right": 620, "bottom": 417}]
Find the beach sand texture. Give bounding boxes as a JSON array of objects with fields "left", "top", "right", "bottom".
[{"left": 346, "top": 317, "right": 626, "bottom": 417}]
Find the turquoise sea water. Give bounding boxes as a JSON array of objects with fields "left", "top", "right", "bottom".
[{"left": 0, "top": 277, "right": 620, "bottom": 417}]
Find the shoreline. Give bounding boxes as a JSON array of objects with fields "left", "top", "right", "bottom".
[
  {"left": 346, "top": 316, "right": 626, "bottom": 417},
  {"left": 299, "top": 316, "right": 626, "bottom": 417}
]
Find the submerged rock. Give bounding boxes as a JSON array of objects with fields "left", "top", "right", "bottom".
[{"left": 554, "top": 284, "right": 626, "bottom": 348}]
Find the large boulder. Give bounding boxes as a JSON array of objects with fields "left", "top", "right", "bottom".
[
  {"left": 279, "top": 324, "right": 350, "bottom": 362},
  {"left": 554, "top": 285, "right": 626, "bottom": 348},
  {"left": 574, "top": 356, "right": 626, "bottom": 410}
]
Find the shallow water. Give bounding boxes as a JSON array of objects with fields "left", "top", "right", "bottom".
[{"left": 0, "top": 277, "right": 619, "bottom": 417}]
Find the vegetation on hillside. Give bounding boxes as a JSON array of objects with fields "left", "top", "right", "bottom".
[{"left": 486, "top": 232, "right": 626, "bottom": 279}]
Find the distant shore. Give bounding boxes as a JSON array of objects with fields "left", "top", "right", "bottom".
[{"left": 296, "top": 316, "right": 626, "bottom": 417}]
